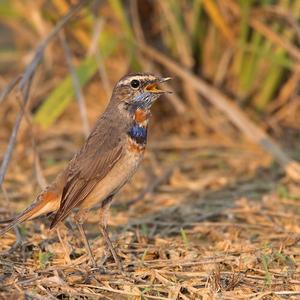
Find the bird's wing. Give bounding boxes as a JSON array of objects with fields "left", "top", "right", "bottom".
[{"left": 50, "top": 123, "right": 124, "bottom": 228}]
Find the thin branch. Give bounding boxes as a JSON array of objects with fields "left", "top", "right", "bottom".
[
  {"left": 253, "top": 6, "right": 300, "bottom": 43},
  {"left": 88, "top": 17, "right": 112, "bottom": 97},
  {"left": 0, "top": 75, "right": 21, "bottom": 104},
  {"left": 0, "top": 0, "right": 87, "bottom": 186},
  {"left": 18, "top": 0, "right": 87, "bottom": 92},
  {"left": 59, "top": 31, "right": 90, "bottom": 137},
  {"left": 0, "top": 77, "right": 33, "bottom": 186}
]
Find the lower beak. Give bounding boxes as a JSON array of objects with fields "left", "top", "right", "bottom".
[
  {"left": 145, "top": 77, "right": 172, "bottom": 93},
  {"left": 160, "top": 77, "right": 172, "bottom": 83}
]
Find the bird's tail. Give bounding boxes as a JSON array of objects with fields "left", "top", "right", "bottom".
[{"left": 0, "top": 191, "right": 60, "bottom": 236}]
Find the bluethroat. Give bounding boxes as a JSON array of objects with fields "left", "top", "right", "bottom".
[{"left": 0, "top": 73, "right": 170, "bottom": 270}]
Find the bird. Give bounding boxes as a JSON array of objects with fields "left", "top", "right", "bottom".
[{"left": 0, "top": 73, "right": 171, "bottom": 270}]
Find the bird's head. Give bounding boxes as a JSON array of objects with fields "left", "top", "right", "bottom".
[{"left": 111, "top": 73, "right": 171, "bottom": 113}]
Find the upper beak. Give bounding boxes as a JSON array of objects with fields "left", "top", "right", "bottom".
[{"left": 145, "top": 77, "right": 172, "bottom": 93}]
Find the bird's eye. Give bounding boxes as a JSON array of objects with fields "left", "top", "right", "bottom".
[{"left": 130, "top": 79, "right": 140, "bottom": 89}]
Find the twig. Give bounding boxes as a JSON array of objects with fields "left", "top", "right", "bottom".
[
  {"left": 0, "top": 75, "right": 21, "bottom": 104},
  {"left": 139, "top": 43, "right": 300, "bottom": 182},
  {"left": 18, "top": 0, "right": 86, "bottom": 92},
  {"left": 253, "top": 6, "right": 300, "bottom": 43},
  {"left": 250, "top": 18, "right": 300, "bottom": 63},
  {"left": 0, "top": 0, "right": 87, "bottom": 186},
  {"left": 0, "top": 77, "right": 32, "bottom": 186},
  {"left": 59, "top": 30, "right": 90, "bottom": 137},
  {"left": 88, "top": 17, "right": 112, "bottom": 97},
  {"left": 22, "top": 102, "right": 48, "bottom": 189},
  {"left": 76, "top": 284, "right": 172, "bottom": 300},
  {"left": 228, "top": 3, "right": 300, "bottom": 63},
  {"left": 0, "top": 225, "right": 23, "bottom": 255},
  {"left": 37, "top": 285, "right": 57, "bottom": 300}
]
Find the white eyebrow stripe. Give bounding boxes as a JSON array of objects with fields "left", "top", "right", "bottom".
[{"left": 117, "top": 75, "right": 157, "bottom": 86}]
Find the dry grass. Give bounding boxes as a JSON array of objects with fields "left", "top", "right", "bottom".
[
  {"left": 1, "top": 123, "right": 300, "bottom": 298},
  {"left": 1, "top": 1, "right": 300, "bottom": 299}
]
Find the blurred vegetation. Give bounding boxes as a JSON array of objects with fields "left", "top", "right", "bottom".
[
  {"left": 1, "top": 2, "right": 300, "bottom": 298},
  {"left": 0, "top": 0, "right": 300, "bottom": 136}
]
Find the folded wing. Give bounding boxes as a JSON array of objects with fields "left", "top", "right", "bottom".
[{"left": 50, "top": 124, "right": 124, "bottom": 228}]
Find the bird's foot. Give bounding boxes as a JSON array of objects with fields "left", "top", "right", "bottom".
[
  {"left": 111, "top": 248, "right": 124, "bottom": 273},
  {"left": 98, "top": 245, "right": 125, "bottom": 275},
  {"left": 88, "top": 255, "right": 98, "bottom": 269}
]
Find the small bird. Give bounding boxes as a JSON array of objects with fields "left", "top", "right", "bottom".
[{"left": 0, "top": 73, "right": 170, "bottom": 270}]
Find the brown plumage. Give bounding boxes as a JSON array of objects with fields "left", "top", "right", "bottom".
[
  {"left": 50, "top": 111, "right": 125, "bottom": 228},
  {"left": 0, "top": 73, "right": 170, "bottom": 269}
]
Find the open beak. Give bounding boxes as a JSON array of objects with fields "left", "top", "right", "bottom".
[{"left": 145, "top": 77, "right": 172, "bottom": 94}]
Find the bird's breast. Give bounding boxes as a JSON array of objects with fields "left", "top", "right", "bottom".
[
  {"left": 127, "top": 107, "right": 149, "bottom": 152},
  {"left": 80, "top": 143, "right": 144, "bottom": 209},
  {"left": 134, "top": 108, "right": 149, "bottom": 124},
  {"left": 128, "top": 124, "right": 147, "bottom": 145}
]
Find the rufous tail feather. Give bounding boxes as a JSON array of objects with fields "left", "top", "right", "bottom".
[{"left": 0, "top": 191, "right": 60, "bottom": 236}]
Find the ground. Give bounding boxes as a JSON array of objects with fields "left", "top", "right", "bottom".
[
  {"left": 1, "top": 133, "right": 300, "bottom": 299},
  {"left": 1, "top": 1, "right": 300, "bottom": 298}
]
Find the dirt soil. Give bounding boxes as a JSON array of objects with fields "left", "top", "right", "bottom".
[{"left": 1, "top": 121, "right": 300, "bottom": 299}]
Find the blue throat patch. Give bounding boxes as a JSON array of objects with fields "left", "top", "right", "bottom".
[
  {"left": 129, "top": 93, "right": 152, "bottom": 112},
  {"left": 128, "top": 124, "right": 147, "bottom": 144}
]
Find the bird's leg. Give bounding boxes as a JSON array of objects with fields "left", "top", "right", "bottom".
[
  {"left": 56, "top": 227, "right": 71, "bottom": 264},
  {"left": 74, "top": 213, "right": 97, "bottom": 268},
  {"left": 77, "top": 222, "right": 97, "bottom": 267},
  {"left": 100, "top": 225, "right": 123, "bottom": 271},
  {"left": 99, "top": 195, "right": 123, "bottom": 272}
]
